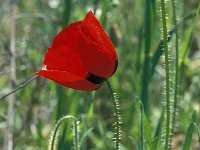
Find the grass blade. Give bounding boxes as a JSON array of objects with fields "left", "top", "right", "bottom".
[
  {"left": 182, "top": 111, "right": 196, "bottom": 150},
  {"left": 141, "top": 0, "right": 155, "bottom": 113}
]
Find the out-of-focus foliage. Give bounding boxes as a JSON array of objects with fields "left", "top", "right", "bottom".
[{"left": 0, "top": 0, "right": 199, "bottom": 149}]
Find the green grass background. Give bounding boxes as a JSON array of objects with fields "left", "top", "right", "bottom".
[{"left": 0, "top": 0, "right": 200, "bottom": 149}]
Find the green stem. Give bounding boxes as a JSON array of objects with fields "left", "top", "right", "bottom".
[
  {"left": 138, "top": 98, "right": 144, "bottom": 150},
  {"left": 150, "top": 8, "right": 200, "bottom": 78},
  {"left": 160, "top": 0, "right": 171, "bottom": 149},
  {"left": 170, "top": 0, "right": 179, "bottom": 144},
  {"left": 49, "top": 115, "right": 78, "bottom": 150},
  {"left": 105, "top": 80, "right": 121, "bottom": 150},
  {"left": 141, "top": 0, "right": 152, "bottom": 113},
  {"left": 0, "top": 75, "right": 38, "bottom": 100}
]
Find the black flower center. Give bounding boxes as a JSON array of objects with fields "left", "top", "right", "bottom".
[
  {"left": 85, "top": 72, "right": 105, "bottom": 84},
  {"left": 85, "top": 59, "right": 118, "bottom": 84}
]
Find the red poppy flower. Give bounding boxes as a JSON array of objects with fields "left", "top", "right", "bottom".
[{"left": 36, "top": 11, "right": 118, "bottom": 91}]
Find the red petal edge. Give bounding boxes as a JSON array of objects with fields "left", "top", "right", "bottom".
[
  {"left": 78, "top": 11, "right": 117, "bottom": 78},
  {"left": 36, "top": 67, "right": 102, "bottom": 91}
]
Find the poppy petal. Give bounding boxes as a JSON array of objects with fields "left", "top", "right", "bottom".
[
  {"left": 36, "top": 68, "right": 102, "bottom": 91},
  {"left": 78, "top": 11, "right": 117, "bottom": 78},
  {"left": 48, "top": 22, "right": 87, "bottom": 77},
  {"left": 43, "top": 46, "right": 87, "bottom": 77},
  {"left": 55, "top": 80, "right": 102, "bottom": 91},
  {"left": 51, "top": 21, "right": 81, "bottom": 52},
  {"left": 36, "top": 11, "right": 118, "bottom": 91},
  {"left": 43, "top": 48, "right": 66, "bottom": 71}
]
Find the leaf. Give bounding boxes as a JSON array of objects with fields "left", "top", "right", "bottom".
[
  {"left": 79, "top": 128, "right": 94, "bottom": 148},
  {"left": 99, "top": 0, "right": 109, "bottom": 27},
  {"left": 180, "top": 4, "right": 200, "bottom": 65},
  {"left": 182, "top": 111, "right": 196, "bottom": 150},
  {"left": 135, "top": 97, "right": 153, "bottom": 150},
  {"left": 152, "top": 111, "right": 164, "bottom": 150}
]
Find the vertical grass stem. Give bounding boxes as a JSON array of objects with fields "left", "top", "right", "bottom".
[
  {"left": 160, "top": 0, "right": 171, "bottom": 149},
  {"left": 170, "top": 0, "right": 179, "bottom": 145},
  {"left": 105, "top": 80, "right": 122, "bottom": 150},
  {"left": 49, "top": 115, "right": 79, "bottom": 150}
]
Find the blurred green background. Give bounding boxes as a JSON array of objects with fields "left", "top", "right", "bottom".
[{"left": 0, "top": 0, "right": 199, "bottom": 149}]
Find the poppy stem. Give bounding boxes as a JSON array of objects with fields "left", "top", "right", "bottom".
[
  {"left": 170, "top": 0, "right": 179, "bottom": 145},
  {"left": 48, "top": 115, "right": 79, "bottom": 150},
  {"left": 0, "top": 75, "right": 38, "bottom": 100},
  {"left": 105, "top": 80, "right": 122, "bottom": 150},
  {"left": 160, "top": 0, "right": 171, "bottom": 149}
]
